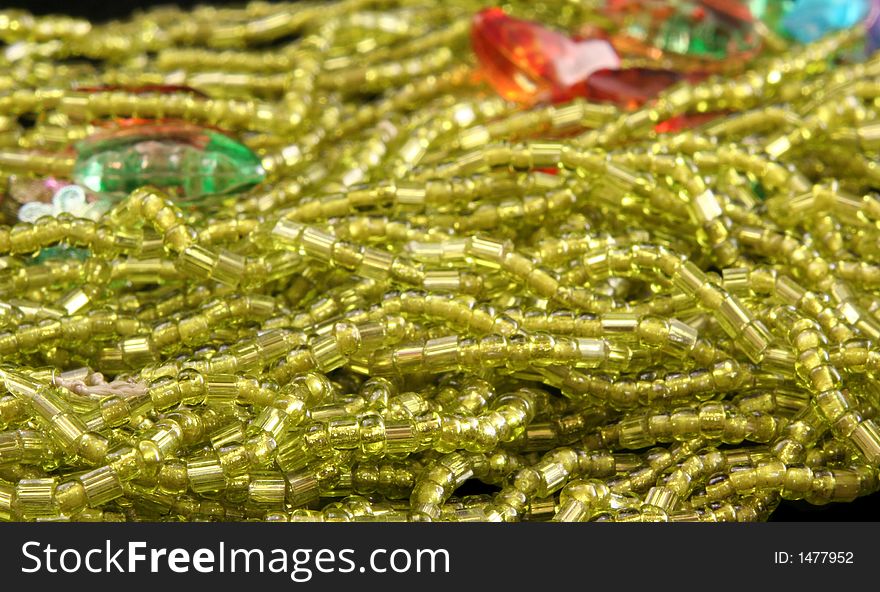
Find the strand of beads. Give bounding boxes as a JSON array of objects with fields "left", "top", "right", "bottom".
[{"left": 2, "top": 0, "right": 880, "bottom": 522}]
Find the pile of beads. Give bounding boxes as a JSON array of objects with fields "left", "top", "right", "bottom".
[{"left": 1, "top": 0, "right": 880, "bottom": 522}]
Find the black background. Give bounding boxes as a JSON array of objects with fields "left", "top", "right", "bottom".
[
  {"left": 7, "top": 0, "right": 210, "bottom": 20},
  {"left": 3, "top": 0, "right": 880, "bottom": 522}
]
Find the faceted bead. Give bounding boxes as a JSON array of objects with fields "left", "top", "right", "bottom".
[
  {"left": 471, "top": 8, "right": 620, "bottom": 104},
  {"left": 73, "top": 122, "right": 265, "bottom": 200},
  {"left": 780, "top": 0, "right": 869, "bottom": 43},
  {"left": 599, "top": 0, "right": 761, "bottom": 65}
]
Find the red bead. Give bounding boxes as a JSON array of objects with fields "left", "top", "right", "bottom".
[
  {"left": 584, "top": 68, "right": 689, "bottom": 110},
  {"left": 471, "top": 8, "right": 619, "bottom": 104}
]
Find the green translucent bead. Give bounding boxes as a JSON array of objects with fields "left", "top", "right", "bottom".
[
  {"left": 33, "top": 246, "right": 90, "bottom": 263},
  {"left": 73, "top": 122, "right": 265, "bottom": 201},
  {"left": 608, "top": 0, "right": 761, "bottom": 62}
]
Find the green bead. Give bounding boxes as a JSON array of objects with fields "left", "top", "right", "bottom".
[
  {"left": 613, "top": 0, "right": 761, "bottom": 61},
  {"left": 73, "top": 122, "right": 265, "bottom": 201},
  {"left": 33, "top": 246, "right": 90, "bottom": 264}
]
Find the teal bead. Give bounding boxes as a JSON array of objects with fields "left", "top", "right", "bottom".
[
  {"left": 781, "top": 0, "right": 869, "bottom": 43},
  {"left": 33, "top": 246, "right": 91, "bottom": 264}
]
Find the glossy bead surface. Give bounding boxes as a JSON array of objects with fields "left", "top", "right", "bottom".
[
  {"left": 471, "top": 7, "right": 620, "bottom": 104},
  {"left": 3, "top": 0, "right": 880, "bottom": 526},
  {"left": 73, "top": 122, "right": 265, "bottom": 200}
]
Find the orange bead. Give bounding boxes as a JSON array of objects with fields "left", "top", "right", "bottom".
[{"left": 471, "top": 8, "right": 619, "bottom": 104}]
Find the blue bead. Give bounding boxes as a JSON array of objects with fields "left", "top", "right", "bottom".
[{"left": 782, "top": 0, "right": 869, "bottom": 43}]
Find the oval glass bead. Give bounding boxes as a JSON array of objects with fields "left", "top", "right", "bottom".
[{"left": 72, "top": 122, "right": 265, "bottom": 201}]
